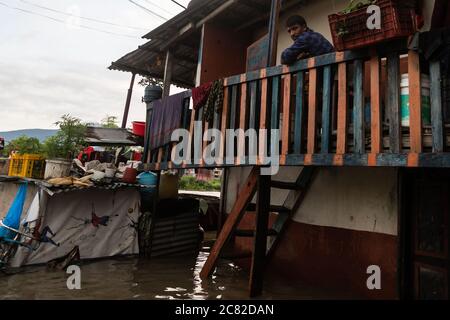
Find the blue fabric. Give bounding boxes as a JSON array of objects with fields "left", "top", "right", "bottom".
[
  {"left": 0, "top": 183, "right": 28, "bottom": 240},
  {"left": 281, "top": 28, "right": 335, "bottom": 65}
]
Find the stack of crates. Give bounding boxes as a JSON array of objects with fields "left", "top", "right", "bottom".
[{"left": 8, "top": 154, "right": 46, "bottom": 179}]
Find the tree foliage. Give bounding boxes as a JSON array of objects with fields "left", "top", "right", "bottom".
[
  {"left": 101, "top": 115, "right": 119, "bottom": 128},
  {"left": 4, "top": 135, "right": 43, "bottom": 155},
  {"left": 43, "top": 114, "right": 87, "bottom": 159}
]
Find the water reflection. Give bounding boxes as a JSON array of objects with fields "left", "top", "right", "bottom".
[
  {"left": 0, "top": 245, "right": 251, "bottom": 300},
  {"left": 0, "top": 245, "right": 345, "bottom": 300}
]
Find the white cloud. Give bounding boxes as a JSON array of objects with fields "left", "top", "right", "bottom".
[{"left": 0, "top": 0, "right": 190, "bottom": 131}]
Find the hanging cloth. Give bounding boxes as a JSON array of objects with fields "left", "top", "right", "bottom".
[
  {"left": 203, "top": 79, "right": 224, "bottom": 123},
  {"left": 149, "top": 91, "right": 186, "bottom": 150},
  {"left": 192, "top": 81, "right": 213, "bottom": 110}
]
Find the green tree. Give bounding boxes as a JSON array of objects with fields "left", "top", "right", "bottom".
[
  {"left": 101, "top": 115, "right": 119, "bottom": 128},
  {"left": 5, "top": 135, "right": 43, "bottom": 155},
  {"left": 43, "top": 114, "right": 87, "bottom": 159}
]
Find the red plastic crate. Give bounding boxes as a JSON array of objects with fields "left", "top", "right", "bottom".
[{"left": 329, "top": 0, "right": 417, "bottom": 51}]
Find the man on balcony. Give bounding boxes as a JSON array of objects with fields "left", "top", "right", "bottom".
[{"left": 281, "top": 15, "right": 334, "bottom": 65}]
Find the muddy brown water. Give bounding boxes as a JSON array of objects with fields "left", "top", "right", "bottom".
[{"left": 0, "top": 242, "right": 347, "bottom": 300}]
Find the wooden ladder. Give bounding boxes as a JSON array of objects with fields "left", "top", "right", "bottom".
[{"left": 199, "top": 166, "right": 317, "bottom": 297}]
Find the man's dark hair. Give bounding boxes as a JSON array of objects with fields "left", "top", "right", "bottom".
[{"left": 286, "top": 15, "right": 307, "bottom": 28}]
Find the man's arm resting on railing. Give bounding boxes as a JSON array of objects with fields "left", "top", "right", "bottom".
[{"left": 281, "top": 37, "right": 309, "bottom": 65}]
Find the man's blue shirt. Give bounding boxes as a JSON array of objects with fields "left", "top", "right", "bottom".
[{"left": 281, "top": 28, "right": 335, "bottom": 65}]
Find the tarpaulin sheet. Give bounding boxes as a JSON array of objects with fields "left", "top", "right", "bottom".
[{"left": 10, "top": 188, "right": 140, "bottom": 267}]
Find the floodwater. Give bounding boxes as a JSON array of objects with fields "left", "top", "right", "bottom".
[{"left": 0, "top": 238, "right": 345, "bottom": 300}]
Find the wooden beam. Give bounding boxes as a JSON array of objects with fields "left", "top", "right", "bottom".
[
  {"left": 370, "top": 54, "right": 382, "bottom": 154},
  {"left": 249, "top": 81, "right": 258, "bottom": 130},
  {"left": 430, "top": 60, "right": 444, "bottom": 153},
  {"left": 186, "top": 106, "right": 197, "bottom": 166},
  {"left": 163, "top": 50, "right": 173, "bottom": 97},
  {"left": 281, "top": 74, "right": 291, "bottom": 164},
  {"left": 321, "top": 66, "right": 332, "bottom": 154},
  {"left": 336, "top": 63, "right": 347, "bottom": 155},
  {"left": 219, "top": 85, "right": 230, "bottom": 163},
  {"left": 159, "top": 22, "right": 195, "bottom": 51},
  {"left": 259, "top": 73, "right": 268, "bottom": 164},
  {"left": 353, "top": 60, "right": 364, "bottom": 154},
  {"left": 121, "top": 73, "right": 136, "bottom": 129},
  {"left": 387, "top": 53, "right": 401, "bottom": 153},
  {"left": 139, "top": 47, "right": 198, "bottom": 65},
  {"left": 267, "top": 0, "right": 282, "bottom": 67},
  {"left": 307, "top": 69, "right": 317, "bottom": 155},
  {"left": 294, "top": 72, "right": 304, "bottom": 154},
  {"left": 200, "top": 167, "right": 260, "bottom": 279},
  {"left": 238, "top": 79, "right": 248, "bottom": 165},
  {"left": 196, "top": 0, "right": 237, "bottom": 28},
  {"left": 408, "top": 50, "right": 423, "bottom": 153},
  {"left": 249, "top": 173, "right": 271, "bottom": 297}
]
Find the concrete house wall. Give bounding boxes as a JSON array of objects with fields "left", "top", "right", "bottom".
[{"left": 225, "top": 166, "right": 399, "bottom": 298}]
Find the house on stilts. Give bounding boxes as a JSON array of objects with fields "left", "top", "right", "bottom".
[{"left": 110, "top": 0, "right": 450, "bottom": 299}]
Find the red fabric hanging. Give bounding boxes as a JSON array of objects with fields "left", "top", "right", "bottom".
[{"left": 192, "top": 81, "right": 213, "bottom": 110}]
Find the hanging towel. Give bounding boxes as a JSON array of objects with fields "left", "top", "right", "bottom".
[
  {"left": 0, "top": 183, "right": 28, "bottom": 240},
  {"left": 192, "top": 81, "right": 213, "bottom": 110},
  {"left": 149, "top": 91, "right": 186, "bottom": 150}
]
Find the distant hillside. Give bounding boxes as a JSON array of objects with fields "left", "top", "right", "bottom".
[{"left": 0, "top": 129, "right": 58, "bottom": 142}]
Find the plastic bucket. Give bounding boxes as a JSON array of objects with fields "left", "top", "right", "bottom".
[
  {"left": 400, "top": 74, "right": 431, "bottom": 127},
  {"left": 132, "top": 121, "right": 146, "bottom": 137},
  {"left": 137, "top": 171, "right": 157, "bottom": 193}
]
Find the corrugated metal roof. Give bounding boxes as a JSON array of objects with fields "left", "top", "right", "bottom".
[
  {"left": 84, "top": 127, "right": 140, "bottom": 146},
  {"left": 142, "top": 0, "right": 226, "bottom": 40},
  {"left": 37, "top": 181, "right": 153, "bottom": 197},
  {"left": 109, "top": 0, "right": 305, "bottom": 87},
  {"left": 109, "top": 34, "right": 199, "bottom": 88}
]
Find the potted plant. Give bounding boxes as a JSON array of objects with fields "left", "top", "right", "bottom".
[
  {"left": 328, "top": 0, "right": 418, "bottom": 51},
  {"left": 43, "top": 114, "right": 87, "bottom": 179}
]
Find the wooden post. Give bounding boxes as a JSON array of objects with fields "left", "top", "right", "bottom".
[
  {"left": 249, "top": 173, "right": 271, "bottom": 297},
  {"left": 336, "top": 62, "right": 347, "bottom": 155},
  {"left": 370, "top": 53, "right": 382, "bottom": 155},
  {"left": 281, "top": 73, "right": 291, "bottom": 164},
  {"left": 259, "top": 73, "right": 268, "bottom": 164},
  {"left": 353, "top": 60, "right": 364, "bottom": 154},
  {"left": 267, "top": 0, "right": 281, "bottom": 67},
  {"left": 387, "top": 53, "right": 401, "bottom": 153},
  {"left": 408, "top": 50, "right": 423, "bottom": 154},
  {"left": 121, "top": 73, "right": 136, "bottom": 129},
  {"left": 307, "top": 69, "right": 317, "bottom": 156},
  {"left": 163, "top": 50, "right": 173, "bottom": 97},
  {"left": 145, "top": 171, "right": 161, "bottom": 257},
  {"left": 430, "top": 60, "right": 444, "bottom": 153},
  {"left": 294, "top": 72, "right": 304, "bottom": 154}
]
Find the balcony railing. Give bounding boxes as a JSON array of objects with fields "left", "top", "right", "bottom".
[{"left": 144, "top": 39, "right": 450, "bottom": 171}]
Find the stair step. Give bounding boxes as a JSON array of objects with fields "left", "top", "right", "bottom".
[
  {"left": 270, "top": 180, "right": 302, "bottom": 190},
  {"left": 234, "top": 228, "right": 278, "bottom": 237},
  {"left": 246, "top": 203, "right": 290, "bottom": 213}
]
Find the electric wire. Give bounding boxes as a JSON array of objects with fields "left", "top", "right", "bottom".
[
  {"left": 0, "top": 1, "right": 139, "bottom": 39},
  {"left": 19, "top": 0, "right": 150, "bottom": 31}
]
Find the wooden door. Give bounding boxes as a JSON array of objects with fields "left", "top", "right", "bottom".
[{"left": 412, "top": 172, "right": 449, "bottom": 299}]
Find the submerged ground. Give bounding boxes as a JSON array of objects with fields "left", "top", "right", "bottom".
[{"left": 0, "top": 234, "right": 347, "bottom": 300}]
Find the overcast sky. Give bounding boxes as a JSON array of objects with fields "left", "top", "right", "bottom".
[{"left": 0, "top": 0, "right": 190, "bottom": 131}]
